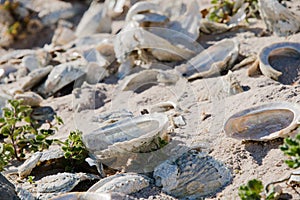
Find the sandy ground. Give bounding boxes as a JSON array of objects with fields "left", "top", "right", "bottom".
[{"left": 1, "top": 0, "right": 300, "bottom": 199}]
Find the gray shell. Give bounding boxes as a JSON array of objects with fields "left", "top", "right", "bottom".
[
  {"left": 153, "top": 150, "right": 232, "bottom": 199},
  {"left": 51, "top": 192, "right": 134, "bottom": 200},
  {"left": 224, "top": 102, "right": 300, "bottom": 141},
  {"left": 258, "top": 42, "right": 300, "bottom": 80},
  {"left": 88, "top": 173, "right": 151, "bottom": 195}
]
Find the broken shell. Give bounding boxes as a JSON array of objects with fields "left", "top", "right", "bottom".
[
  {"left": 18, "top": 152, "right": 43, "bottom": 178},
  {"left": 51, "top": 192, "right": 132, "bottom": 200},
  {"left": 258, "top": 42, "right": 300, "bottom": 81},
  {"left": 120, "top": 69, "right": 180, "bottom": 92},
  {"left": 88, "top": 173, "right": 151, "bottom": 195},
  {"left": 176, "top": 39, "right": 239, "bottom": 79},
  {"left": 125, "top": 1, "right": 158, "bottom": 21},
  {"left": 150, "top": 101, "right": 181, "bottom": 113},
  {"left": 258, "top": 0, "right": 300, "bottom": 36},
  {"left": 14, "top": 91, "right": 43, "bottom": 107},
  {"left": 153, "top": 150, "right": 232, "bottom": 199},
  {"left": 82, "top": 113, "right": 169, "bottom": 170},
  {"left": 43, "top": 61, "right": 86, "bottom": 96},
  {"left": 224, "top": 102, "right": 300, "bottom": 141},
  {"left": 36, "top": 172, "right": 99, "bottom": 193},
  {"left": 21, "top": 65, "right": 53, "bottom": 91},
  {"left": 288, "top": 170, "right": 300, "bottom": 185}
]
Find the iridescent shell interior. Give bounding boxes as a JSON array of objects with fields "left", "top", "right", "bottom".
[{"left": 224, "top": 104, "right": 296, "bottom": 140}]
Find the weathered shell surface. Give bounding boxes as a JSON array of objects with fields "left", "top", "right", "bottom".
[
  {"left": 258, "top": 42, "right": 300, "bottom": 81},
  {"left": 82, "top": 113, "right": 169, "bottom": 171},
  {"left": 259, "top": 0, "right": 300, "bottom": 36},
  {"left": 88, "top": 173, "right": 151, "bottom": 195},
  {"left": 36, "top": 172, "right": 99, "bottom": 193},
  {"left": 224, "top": 102, "right": 300, "bottom": 141},
  {"left": 43, "top": 61, "right": 86, "bottom": 95},
  {"left": 153, "top": 150, "right": 232, "bottom": 199},
  {"left": 120, "top": 69, "right": 180, "bottom": 91},
  {"left": 51, "top": 192, "right": 133, "bottom": 200},
  {"left": 176, "top": 39, "right": 239, "bottom": 79},
  {"left": 288, "top": 170, "right": 300, "bottom": 185},
  {"left": 83, "top": 113, "right": 169, "bottom": 156}
]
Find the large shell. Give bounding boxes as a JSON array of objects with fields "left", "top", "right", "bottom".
[
  {"left": 153, "top": 150, "right": 232, "bottom": 199},
  {"left": 258, "top": 42, "right": 300, "bottom": 81},
  {"left": 88, "top": 173, "right": 151, "bottom": 195},
  {"left": 224, "top": 102, "right": 300, "bottom": 141},
  {"left": 176, "top": 39, "right": 239, "bottom": 79},
  {"left": 258, "top": 0, "right": 300, "bottom": 36},
  {"left": 82, "top": 113, "right": 169, "bottom": 171}
]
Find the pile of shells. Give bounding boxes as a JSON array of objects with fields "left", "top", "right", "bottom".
[{"left": 0, "top": 0, "right": 300, "bottom": 199}]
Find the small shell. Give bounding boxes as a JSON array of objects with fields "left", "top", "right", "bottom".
[
  {"left": 18, "top": 152, "right": 43, "bottom": 178},
  {"left": 88, "top": 173, "right": 151, "bottom": 195},
  {"left": 176, "top": 39, "right": 239, "bottom": 79},
  {"left": 43, "top": 61, "right": 86, "bottom": 96},
  {"left": 120, "top": 69, "right": 180, "bottom": 92},
  {"left": 14, "top": 92, "right": 43, "bottom": 107},
  {"left": 258, "top": 42, "right": 300, "bottom": 81},
  {"left": 224, "top": 102, "right": 300, "bottom": 141},
  {"left": 153, "top": 150, "right": 232, "bottom": 199},
  {"left": 36, "top": 172, "right": 99, "bottom": 193},
  {"left": 125, "top": 1, "right": 158, "bottom": 21},
  {"left": 150, "top": 101, "right": 181, "bottom": 113}
]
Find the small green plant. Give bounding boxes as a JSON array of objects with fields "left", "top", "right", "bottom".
[
  {"left": 238, "top": 179, "right": 263, "bottom": 200},
  {"left": 280, "top": 133, "right": 300, "bottom": 169},
  {"left": 27, "top": 175, "right": 35, "bottom": 184},
  {"left": 0, "top": 99, "right": 62, "bottom": 170},
  {"left": 58, "top": 130, "right": 89, "bottom": 171},
  {"left": 206, "top": 0, "right": 259, "bottom": 24}
]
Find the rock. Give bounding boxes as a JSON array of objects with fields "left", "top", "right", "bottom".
[
  {"left": 0, "top": 173, "right": 19, "bottom": 200},
  {"left": 18, "top": 152, "right": 43, "bottom": 178}
]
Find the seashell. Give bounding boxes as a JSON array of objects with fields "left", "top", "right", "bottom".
[
  {"left": 114, "top": 26, "right": 195, "bottom": 63},
  {"left": 18, "top": 152, "right": 43, "bottom": 178},
  {"left": 258, "top": 0, "right": 300, "bottom": 36},
  {"left": 14, "top": 91, "right": 43, "bottom": 107},
  {"left": 51, "top": 26, "right": 76, "bottom": 46},
  {"left": 21, "top": 65, "right": 53, "bottom": 91},
  {"left": 105, "top": 0, "right": 128, "bottom": 18},
  {"left": 258, "top": 42, "right": 300, "bottom": 81},
  {"left": 50, "top": 192, "right": 133, "bottom": 200},
  {"left": 153, "top": 150, "right": 232, "bottom": 199},
  {"left": 26, "top": 19, "right": 43, "bottom": 34},
  {"left": 125, "top": 1, "right": 158, "bottom": 21},
  {"left": 132, "top": 13, "right": 169, "bottom": 27},
  {"left": 75, "top": 2, "right": 111, "bottom": 38},
  {"left": 43, "top": 61, "right": 86, "bottom": 96},
  {"left": 288, "top": 170, "right": 300, "bottom": 185},
  {"left": 0, "top": 49, "right": 36, "bottom": 64},
  {"left": 88, "top": 173, "right": 151, "bottom": 195},
  {"left": 36, "top": 172, "right": 99, "bottom": 193},
  {"left": 150, "top": 101, "right": 181, "bottom": 113},
  {"left": 0, "top": 64, "right": 17, "bottom": 78},
  {"left": 224, "top": 102, "right": 300, "bottom": 141},
  {"left": 176, "top": 39, "right": 239, "bottom": 79},
  {"left": 82, "top": 113, "right": 169, "bottom": 170},
  {"left": 120, "top": 69, "right": 180, "bottom": 92}
]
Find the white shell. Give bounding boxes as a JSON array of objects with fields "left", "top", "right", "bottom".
[
  {"left": 176, "top": 39, "right": 239, "bottom": 79},
  {"left": 82, "top": 113, "right": 169, "bottom": 170},
  {"left": 258, "top": 42, "right": 300, "bottom": 81},
  {"left": 224, "top": 102, "right": 300, "bottom": 141},
  {"left": 18, "top": 152, "right": 43, "bottom": 178},
  {"left": 50, "top": 192, "right": 131, "bottom": 200},
  {"left": 88, "top": 173, "right": 150, "bottom": 195},
  {"left": 153, "top": 150, "right": 232, "bottom": 199}
]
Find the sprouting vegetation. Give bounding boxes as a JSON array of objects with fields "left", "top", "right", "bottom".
[
  {"left": 0, "top": 99, "right": 62, "bottom": 170},
  {"left": 238, "top": 179, "right": 276, "bottom": 200},
  {"left": 280, "top": 133, "right": 300, "bottom": 169},
  {"left": 204, "top": 0, "right": 259, "bottom": 23}
]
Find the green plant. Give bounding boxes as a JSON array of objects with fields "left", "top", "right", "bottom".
[
  {"left": 239, "top": 179, "right": 263, "bottom": 200},
  {"left": 280, "top": 133, "right": 300, "bottom": 169},
  {"left": 0, "top": 99, "right": 62, "bottom": 170},
  {"left": 59, "top": 130, "right": 89, "bottom": 171},
  {"left": 206, "top": 0, "right": 259, "bottom": 23},
  {"left": 27, "top": 175, "right": 35, "bottom": 184}
]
